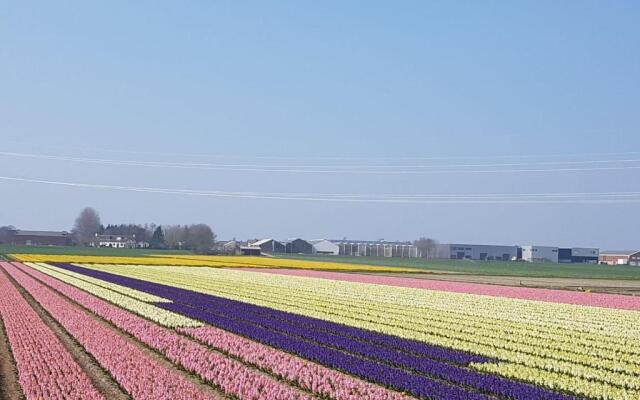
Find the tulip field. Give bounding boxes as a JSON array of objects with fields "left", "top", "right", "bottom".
[{"left": 1, "top": 259, "right": 640, "bottom": 400}]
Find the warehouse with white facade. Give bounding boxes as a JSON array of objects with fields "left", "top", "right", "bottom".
[{"left": 521, "top": 246, "right": 559, "bottom": 263}]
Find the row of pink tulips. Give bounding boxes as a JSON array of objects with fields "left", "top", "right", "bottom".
[
  {"left": 3, "top": 263, "right": 215, "bottom": 400},
  {"left": 181, "top": 326, "right": 413, "bottom": 400},
  {"left": 12, "top": 262, "right": 313, "bottom": 400},
  {"left": 0, "top": 264, "right": 104, "bottom": 400},
  {"left": 245, "top": 268, "right": 640, "bottom": 310}
]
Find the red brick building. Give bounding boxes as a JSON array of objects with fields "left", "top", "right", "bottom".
[
  {"left": 599, "top": 250, "right": 640, "bottom": 266},
  {"left": 8, "top": 230, "right": 72, "bottom": 246}
]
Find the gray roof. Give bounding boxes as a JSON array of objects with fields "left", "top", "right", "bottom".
[
  {"left": 600, "top": 250, "right": 640, "bottom": 256},
  {"left": 15, "top": 230, "right": 69, "bottom": 237},
  {"left": 251, "top": 238, "right": 283, "bottom": 246}
]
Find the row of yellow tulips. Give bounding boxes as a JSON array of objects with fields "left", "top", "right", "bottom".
[{"left": 11, "top": 253, "right": 420, "bottom": 273}]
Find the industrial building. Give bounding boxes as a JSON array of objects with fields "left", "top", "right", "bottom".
[
  {"left": 558, "top": 248, "right": 599, "bottom": 264},
  {"left": 437, "top": 244, "right": 518, "bottom": 261},
  {"left": 599, "top": 250, "right": 640, "bottom": 266},
  {"left": 333, "top": 240, "right": 420, "bottom": 258},
  {"left": 521, "top": 246, "right": 559, "bottom": 263},
  {"left": 309, "top": 239, "right": 340, "bottom": 255}
]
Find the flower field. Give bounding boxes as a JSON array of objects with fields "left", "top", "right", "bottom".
[
  {"left": 9, "top": 253, "right": 421, "bottom": 273},
  {"left": 1, "top": 259, "right": 639, "bottom": 399}
]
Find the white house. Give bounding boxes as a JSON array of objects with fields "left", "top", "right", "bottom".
[
  {"left": 92, "top": 234, "right": 143, "bottom": 249},
  {"left": 309, "top": 239, "right": 339, "bottom": 255}
]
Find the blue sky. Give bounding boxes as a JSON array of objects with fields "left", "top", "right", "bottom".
[{"left": 1, "top": 1, "right": 639, "bottom": 248}]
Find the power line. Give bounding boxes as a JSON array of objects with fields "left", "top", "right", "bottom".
[
  {"left": 6, "top": 139, "right": 640, "bottom": 161},
  {"left": 1, "top": 151, "right": 640, "bottom": 175},
  {"left": 2, "top": 175, "right": 640, "bottom": 204}
]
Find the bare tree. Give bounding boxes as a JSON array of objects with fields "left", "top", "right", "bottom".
[
  {"left": 185, "top": 224, "right": 216, "bottom": 254},
  {"left": 72, "top": 207, "right": 102, "bottom": 245},
  {"left": 414, "top": 237, "right": 439, "bottom": 259},
  {"left": 163, "top": 225, "right": 186, "bottom": 249}
]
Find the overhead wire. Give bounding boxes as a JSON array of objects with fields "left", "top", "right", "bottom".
[
  {"left": 2, "top": 176, "right": 640, "bottom": 204},
  {"left": 1, "top": 151, "right": 640, "bottom": 174}
]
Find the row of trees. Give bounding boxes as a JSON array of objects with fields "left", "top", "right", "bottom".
[{"left": 72, "top": 207, "right": 216, "bottom": 254}]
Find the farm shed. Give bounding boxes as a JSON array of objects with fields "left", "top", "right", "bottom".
[
  {"left": 9, "top": 230, "right": 72, "bottom": 246},
  {"left": 599, "top": 250, "right": 640, "bottom": 266},
  {"left": 240, "top": 246, "right": 262, "bottom": 256},
  {"left": 285, "top": 239, "right": 313, "bottom": 254},
  {"left": 309, "top": 239, "right": 340, "bottom": 255},
  {"left": 221, "top": 240, "right": 241, "bottom": 255},
  {"left": 250, "top": 239, "right": 285, "bottom": 254}
]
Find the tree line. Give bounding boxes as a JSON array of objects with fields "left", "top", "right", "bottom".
[{"left": 72, "top": 207, "right": 216, "bottom": 254}]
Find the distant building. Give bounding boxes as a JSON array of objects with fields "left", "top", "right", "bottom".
[
  {"left": 309, "top": 239, "right": 340, "bottom": 255},
  {"left": 559, "top": 248, "right": 599, "bottom": 264},
  {"left": 221, "top": 240, "right": 241, "bottom": 255},
  {"left": 240, "top": 246, "right": 261, "bottom": 256},
  {"left": 599, "top": 250, "right": 640, "bottom": 266},
  {"left": 9, "top": 230, "right": 72, "bottom": 246},
  {"left": 91, "top": 234, "right": 142, "bottom": 249},
  {"left": 437, "top": 244, "right": 518, "bottom": 261},
  {"left": 521, "top": 246, "right": 559, "bottom": 263},
  {"left": 250, "top": 239, "right": 285, "bottom": 254},
  {"left": 285, "top": 239, "right": 313, "bottom": 254},
  {"left": 333, "top": 240, "right": 419, "bottom": 258}
]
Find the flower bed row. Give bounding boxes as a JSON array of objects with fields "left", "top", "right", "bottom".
[
  {"left": 11, "top": 253, "right": 419, "bottom": 272},
  {"left": 0, "top": 263, "right": 104, "bottom": 400}
]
